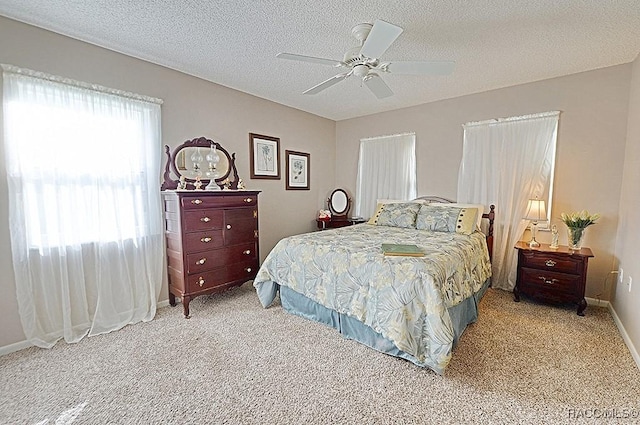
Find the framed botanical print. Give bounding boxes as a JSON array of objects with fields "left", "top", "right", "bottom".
[
  {"left": 285, "top": 150, "right": 310, "bottom": 190},
  {"left": 249, "top": 133, "right": 280, "bottom": 179}
]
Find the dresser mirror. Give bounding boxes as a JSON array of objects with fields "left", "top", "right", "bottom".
[
  {"left": 161, "top": 136, "right": 239, "bottom": 190},
  {"left": 328, "top": 188, "right": 351, "bottom": 218}
]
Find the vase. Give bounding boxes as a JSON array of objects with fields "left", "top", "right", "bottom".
[{"left": 567, "top": 226, "right": 585, "bottom": 250}]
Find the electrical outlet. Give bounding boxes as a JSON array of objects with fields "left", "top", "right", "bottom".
[{"left": 629, "top": 276, "right": 633, "bottom": 293}]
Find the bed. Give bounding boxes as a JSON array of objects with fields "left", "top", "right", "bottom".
[{"left": 254, "top": 198, "right": 495, "bottom": 374}]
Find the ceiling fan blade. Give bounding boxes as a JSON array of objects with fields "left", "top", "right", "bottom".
[
  {"left": 363, "top": 73, "right": 393, "bottom": 99},
  {"left": 303, "top": 73, "right": 350, "bottom": 95},
  {"left": 276, "top": 52, "right": 345, "bottom": 67},
  {"left": 360, "top": 20, "right": 403, "bottom": 59},
  {"left": 385, "top": 61, "right": 455, "bottom": 75}
]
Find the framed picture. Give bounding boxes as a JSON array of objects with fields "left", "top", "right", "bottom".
[
  {"left": 285, "top": 150, "right": 310, "bottom": 190},
  {"left": 249, "top": 133, "right": 280, "bottom": 179}
]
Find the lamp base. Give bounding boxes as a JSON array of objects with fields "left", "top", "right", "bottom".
[{"left": 528, "top": 221, "right": 541, "bottom": 248}]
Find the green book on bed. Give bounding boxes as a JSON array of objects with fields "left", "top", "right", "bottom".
[{"left": 381, "top": 243, "right": 425, "bottom": 257}]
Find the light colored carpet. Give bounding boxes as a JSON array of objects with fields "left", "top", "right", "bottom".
[{"left": 1, "top": 283, "right": 639, "bottom": 424}]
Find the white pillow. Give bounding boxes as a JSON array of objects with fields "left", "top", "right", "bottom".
[{"left": 431, "top": 202, "right": 485, "bottom": 228}]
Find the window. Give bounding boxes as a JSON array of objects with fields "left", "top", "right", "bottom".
[
  {"left": 3, "top": 69, "right": 161, "bottom": 248},
  {"left": 2, "top": 65, "right": 164, "bottom": 347},
  {"left": 457, "top": 111, "right": 559, "bottom": 291},
  {"left": 354, "top": 132, "right": 417, "bottom": 218}
]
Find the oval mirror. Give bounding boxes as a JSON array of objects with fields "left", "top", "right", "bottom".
[
  {"left": 161, "top": 136, "right": 240, "bottom": 190},
  {"left": 328, "top": 188, "right": 350, "bottom": 217},
  {"left": 175, "top": 146, "right": 230, "bottom": 181}
]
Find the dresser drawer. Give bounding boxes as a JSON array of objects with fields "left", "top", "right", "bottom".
[
  {"left": 520, "top": 251, "right": 581, "bottom": 274},
  {"left": 184, "top": 230, "right": 224, "bottom": 252},
  {"left": 187, "top": 260, "right": 258, "bottom": 292},
  {"left": 186, "top": 243, "right": 257, "bottom": 274},
  {"left": 182, "top": 194, "right": 258, "bottom": 209},
  {"left": 187, "top": 267, "right": 231, "bottom": 292},
  {"left": 520, "top": 267, "right": 580, "bottom": 295},
  {"left": 183, "top": 209, "right": 224, "bottom": 232}
]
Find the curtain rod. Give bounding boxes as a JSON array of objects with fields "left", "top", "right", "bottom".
[
  {"left": 360, "top": 131, "right": 416, "bottom": 142},
  {"left": 463, "top": 111, "right": 560, "bottom": 128},
  {"left": 1, "top": 64, "right": 164, "bottom": 105}
]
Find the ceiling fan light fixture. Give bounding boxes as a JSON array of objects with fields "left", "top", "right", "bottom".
[{"left": 353, "top": 64, "right": 369, "bottom": 78}]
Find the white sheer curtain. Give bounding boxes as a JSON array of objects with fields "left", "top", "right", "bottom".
[
  {"left": 355, "top": 132, "right": 417, "bottom": 218},
  {"left": 457, "top": 111, "right": 559, "bottom": 291},
  {"left": 2, "top": 65, "right": 164, "bottom": 347}
]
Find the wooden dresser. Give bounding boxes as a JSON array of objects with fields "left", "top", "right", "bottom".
[
  {"left": 514, "top": 241, "right": 594, "bottom": 316},
  {"left": 162, "top": 190, "right": 260, "bottom": 317}
]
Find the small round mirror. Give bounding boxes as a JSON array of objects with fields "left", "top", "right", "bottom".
[{"left": 328, "top": 189, "right": 350, "bottom": 217}]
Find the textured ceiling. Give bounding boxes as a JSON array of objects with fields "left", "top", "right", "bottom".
[{"left": 1, "top": 1, "right": 639, "bottom": 121}]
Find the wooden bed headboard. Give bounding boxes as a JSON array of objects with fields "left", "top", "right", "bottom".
[{"left": 413, "top": 197, "right": 495, "bottom": 262}]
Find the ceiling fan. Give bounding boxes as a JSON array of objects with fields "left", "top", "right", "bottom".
[{"left": 277, "top": 19, "right": 455, "bottom": 99}]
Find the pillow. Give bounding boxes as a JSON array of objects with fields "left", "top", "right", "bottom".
[
  {"left": 416, "top": 205, "right": 478, "bottom": 235},
  {"left": 367, "top": 202, "right": 421, "bottom": 228},
  {"left": 431, "top": 202, "right": 485, "bottom": 228}
]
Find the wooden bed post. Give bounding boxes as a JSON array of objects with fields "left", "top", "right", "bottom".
[{"left": 484, "top": 205, "right": 495, "bottom": 263}]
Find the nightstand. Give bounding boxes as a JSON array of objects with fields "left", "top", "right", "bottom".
[
  {"left": 513, "top": 242, "right": 594, "bottom": 316},
  {"left": 316, "top": 217, "right": 366, "bottom": 230}
]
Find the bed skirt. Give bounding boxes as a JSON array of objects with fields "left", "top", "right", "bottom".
[{"left": 256, "top": 278, "right": 491, "bottom": 372}]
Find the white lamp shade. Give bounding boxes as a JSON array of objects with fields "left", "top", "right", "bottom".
[{"left": 524, "top": 198, "right": 547, "bottom": 222}]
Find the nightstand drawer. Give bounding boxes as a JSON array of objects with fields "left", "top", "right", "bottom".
[
  {"left": 520, "top": 251, "right": 582, "bottom": 274},
  {"left": 520, "top": 267, "right": 580, "bottom": 295}
]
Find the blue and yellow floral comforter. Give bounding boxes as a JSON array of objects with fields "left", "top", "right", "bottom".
[{"left": 254, "top": 224, "right": 492, "bottom": 372}]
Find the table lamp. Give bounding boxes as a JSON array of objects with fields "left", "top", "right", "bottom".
[{"left": 524, "top": 198, "right": 547, "bottom": 248}]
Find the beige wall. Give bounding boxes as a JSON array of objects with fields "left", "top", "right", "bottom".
[
  {"left": 613, "top": 53, "right": 640, "bottom": 359},
  {"left": 0, "top": 17, "right": 336, "bottom": 348},
  {"left": 336, "top": 65, "right": 631, "bottom": 301}
]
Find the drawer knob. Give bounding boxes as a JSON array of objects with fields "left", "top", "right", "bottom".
[
  {"left": 196, "top": 258, "right": 206, "bottom": 265},
  {"left": 245, "top": 267, "right": 252, "bottom": 273},
  {"left": 198, "top": 277, "right": 205, "bottom": 287},
  {"left": 191, "top": 199, "right": 203, "bottom": 205},
  {"left": 200, "top": 237, "right": 212, "bottom": 243},
  {"left": 545, "top": 260, "right": 556, "bottom": 267},
  {"left": 200, "top": 217, "right": 211, "bottom": 223},
  {"left": 243, "top": 249, "right": 251, "bottom": 255},
  {"left": 539, "top": 276, "right": 559, "bottom": 285},
  {"left": 244, "top": 198, "right": 253, "bottom": 203},
  {"left": 226, "top": 224, "right": 232, "bottom": 230}
]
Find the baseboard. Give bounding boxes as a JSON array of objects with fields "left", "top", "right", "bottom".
[
  {"left": 608, "top": 304, "right": 640, "bottom": 372},
  {"left": 1, "top": 301, "right": 172, "bottom": 357},
  {"left": 0, "top": 339, "right": 33, "bottom": 356},
  {"left": 585, "top": 296, "right": 610, "bottom": 308}
]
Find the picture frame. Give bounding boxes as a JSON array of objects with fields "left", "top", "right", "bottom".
[
  {"left": 285, "top": 150, "right": 310, "bottom": 190},
  {"left": 249, "top": 133, "right": 280, "bottom": 179}
]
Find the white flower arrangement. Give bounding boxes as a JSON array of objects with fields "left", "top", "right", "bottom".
[{"left": 560, "top": 210, "right": 600, "bottom": 229}]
